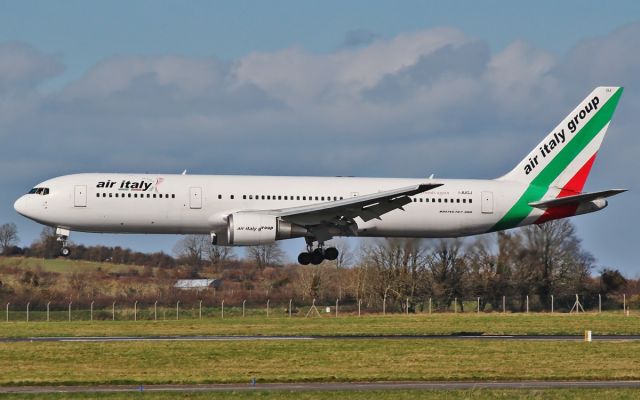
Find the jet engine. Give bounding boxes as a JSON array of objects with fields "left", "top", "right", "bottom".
[{"left": 227, "top": 212, "right": 308, "bottom": 246}]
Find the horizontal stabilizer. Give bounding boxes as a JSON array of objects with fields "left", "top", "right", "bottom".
[{"left": 529, "top": 189, "right": 627, "bottom": 209}]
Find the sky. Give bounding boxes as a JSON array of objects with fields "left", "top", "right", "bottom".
[{"left": 1, "top": 1, "right": 639, "bottom": 275}]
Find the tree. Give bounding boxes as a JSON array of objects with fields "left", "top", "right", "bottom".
[
  {"left": 173, "top": 235, "right": 207, "bottom": 266},
  {"left": 0, "top": 223, "right": 19, "bottom": 255},
  {"left": 205, "top": 242, "right": 235, "bottom": 269},
  {"left": 520, "top": 219, "right": 593, "bottom": 309},
  {"left": 600, "top": 268, "right": 627, "bottom": 297},
  {"left": 247, "top": 243, "right": 285, "bottom": 268},
  {"left": 427, "top": 239, "right": 468, "bottom": 310}
]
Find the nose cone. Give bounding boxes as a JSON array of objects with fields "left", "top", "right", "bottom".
[{"left": 13, "top": 196, "right": 28, "bottom": 216}]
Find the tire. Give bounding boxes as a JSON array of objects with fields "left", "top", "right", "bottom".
[
  {"left": 60, "top": 247, "right": 71, "bottom": 257},
  {"left": 310, "top": 250, "right": 324, "bottom": 265},
  {"left": 324, "top": 247, "right": 339, "bottom": 261},
  {"left": 298, "top": 252, "right": 311, "bottom": 265}
]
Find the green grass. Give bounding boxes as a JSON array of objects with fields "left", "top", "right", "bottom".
[
  {"left": 1, "top": 389, "right": 640, "bottom": 400},
  {"left": 1, "top": 339, "right": 639, "bottom": 386},
  {"left": 0, "top": 256, "right": 141, "bottom": 274},
  {"left": 0, "top": 313, "right": 638, "bottom": 338}
]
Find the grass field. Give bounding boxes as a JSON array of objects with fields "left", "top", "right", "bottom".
[
  {"left": 0, "top": 312, "right": 638, "bottom": 338},
  {"left": 1, "top": 389, "right": 640, "bottom": 400},
  {"left": 0, "top": 256, "right": 141, "bottom": 274},
  {"left": 1, "top": 339, "right": 639, "bottom": 385}
]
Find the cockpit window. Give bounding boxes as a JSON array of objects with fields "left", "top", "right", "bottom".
[{"left": 28, "top": 187, "right": 50, "bottom": 195}]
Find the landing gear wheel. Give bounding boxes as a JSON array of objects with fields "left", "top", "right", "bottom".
[
  {"left": 60, "top": 247, "right": 71, "bottom": 257},
  {"left": 311, "top": 248, "right": 324, "bottom": 265},
  {"left": 298, "top": 252, "right": 311, "bottom": 265},
  {"left": 324, "top": 247, "right": 339, "bottom": 261}
]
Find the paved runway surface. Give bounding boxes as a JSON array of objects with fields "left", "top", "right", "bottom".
[
  {"left": 2, "top": 380, "right": 640, "bottom": 394},
  {"left": 1, "top": 334, "right": 640, "bottom": 342}
]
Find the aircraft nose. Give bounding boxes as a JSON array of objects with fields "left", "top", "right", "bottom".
[{"left": 13, "top": 195, "right": 28, "bottom": 216}]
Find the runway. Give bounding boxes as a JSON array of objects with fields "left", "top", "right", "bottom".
[
  {"left": 2, "top": 380, "right": 640, "bottom": 394},
  {"left": 1, "top": 334, "right": 640, "bottom": 343}
]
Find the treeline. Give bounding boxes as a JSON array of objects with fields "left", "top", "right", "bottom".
[{"left": 0, "top": 220, "right": 638, "bottom": 312}]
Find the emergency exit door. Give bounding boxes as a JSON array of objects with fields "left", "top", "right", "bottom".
[
  {"left": 74, "top": 185, "right": 87, "bottom": 207},
  {"left": 481, "top": 191, "right": 493, "bottom": 214},
  {"left": 189, "top": 187, "right": 202, "bottom": 209}
]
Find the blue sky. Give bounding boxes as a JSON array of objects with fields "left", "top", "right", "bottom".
[{"left": 1, "top": 1, "right": 639, "bottom": 275}]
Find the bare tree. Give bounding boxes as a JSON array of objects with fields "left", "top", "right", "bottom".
[
  {"left": 0, "top": 223, "right": 19, "bottom": 254},
  {"left": 173, "top": 235, "right": 207, "bottom": 276},
  {"left": 247, "top": 243, "right": 285, "bottom": 268},
  {"left": 520, "top": 219, "right": 593, "bottom": 309},
  {"left": 205, "top": 242, "right": 235, "bottom": 268},
  {"left": 330, "top": 238, "right": 354, "bottom": 269},
  {"left": 427, "top": 239, "right": 468, "bottom": 310}
]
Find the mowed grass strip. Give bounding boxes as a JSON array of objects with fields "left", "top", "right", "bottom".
[
  {"left": 1, "top": 313, "right": 639, "bottom": 338},
  {"left": 1, "top": 339, "right": 639, "bottom": 385},
  {"left": 1, "top": 389, "right": 640, "bottom": 400}
]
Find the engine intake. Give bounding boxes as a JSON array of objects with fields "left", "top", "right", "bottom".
[{"left": 227, "top": 212, "right": 307, "bottom": 246}]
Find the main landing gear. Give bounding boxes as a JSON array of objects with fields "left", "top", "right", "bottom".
[
  {"left": 56, "top": 227, "right": 71, "bottom": 257},
  {"left": 297, "top": 240, "right": 339, "bottom": 265}
]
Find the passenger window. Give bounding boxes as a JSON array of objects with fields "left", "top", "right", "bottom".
[
  {"left": 469, "top": 199, "right": 473, "bottom": 203},
  {"left": 426, "top": 198, "right": 429, "bottom": 202},
  {"left": 172, "top": 194, "right": 175, "bottom": 199},
  {"left": 152, "top": 194, "right": 156, "bottom": 198},
  {"left": 303, "top": 196, "right": 306, "bottom": 200},
  {"left": 147, "top": 194, "right": 150, "bottom": 198},
  {"left": 243, "top": 195, "right": 247, "bottom": 200},
  {"left": 231, "top": 195, "right": 235, "bottom": 200},
  {"left": 438, "top": 198, "right": 441, "bottom": 203},
  {"left": 419, "top": 198, "right": 423, "bottom": 202},
  {"left": 413, "top": 198, "right": 416, "bottom": 202},
  {"left": 134, "top": 194, "right": 138, "bottom": 198},
  {"left": 128, "top": 194, "right": 132, "bottom": 198},
  {"left": 444, "top": 199, "right": 447, "bottom": 203},
  {"left": 261, "top": 195, "right": 265, "bottom": 200},
  {"left": 315, "top": 196, "right": 319, "bottom": 201},
  {"left": 278, "top": 196, "right": 282, "bottom": 200},
  {"left": 463, "top": 199, "right": 466, "bottom": 203},
  {"left": 109, "top": 193, "right": 112, "bottom": 198},
  {"left": 218, "top": 194, "right": 222, "bottom": 200},
  {"left": 456, "top": 199, "right": 460, "bottom": 203},
  {"left": 96, "top": 193, "right": 100, "bottom": 198}
]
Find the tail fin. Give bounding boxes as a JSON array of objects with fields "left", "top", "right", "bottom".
[{"left": 498, "top": 86, "right": 623, "bottom": 195}]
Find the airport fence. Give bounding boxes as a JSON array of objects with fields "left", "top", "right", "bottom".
[{"left": 1, "top": 293, "right": 637, "bottom": 322}]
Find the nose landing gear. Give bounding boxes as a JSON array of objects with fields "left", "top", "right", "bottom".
[
  {"left": 56, "top": 227, "right": 71, "bottom": 257},
  {"left": 297, "top": 239, "right": 339, "bottom": 265}
]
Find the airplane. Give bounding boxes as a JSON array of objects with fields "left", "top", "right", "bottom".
[{"left": 14, "top": 86, "right": 626, "bottom": 265}]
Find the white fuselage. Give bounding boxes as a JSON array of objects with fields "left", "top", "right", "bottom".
[{"left": 14, "top": 173, "right": 527, "bottom": 242}]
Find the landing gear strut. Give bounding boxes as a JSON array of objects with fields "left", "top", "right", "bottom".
[
  {"left": 297, "top": 239, "right": 339, "bottom": 265},
  {"left": 56, "top": 227, "right": 71, "bottom": 257}
]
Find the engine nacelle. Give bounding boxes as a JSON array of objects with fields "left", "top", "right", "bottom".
[{"left": 227, "top": 212, "right": 308, "bottom": 246}]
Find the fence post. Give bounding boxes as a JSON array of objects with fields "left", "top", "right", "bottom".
[
  {"left": 154, "top": 301, "right": 158, "bottom": 321},
  {"left": 134, "top": 301, "right": 138, "bottom": 321},
  {"left": 176, "top": 301, "right": 180, "bottom": 320},
  {"left": 358, "top": 299, "right": 362, "bottom": 317},
  {"left": 68, "top": 302, "right": 72, "bottom": 322},
  {"left": 429, "top": 297, "right": 432, "bottom": 315},
  {"left": 266, "top": 299, "right": 270, "bottom": 317},
  {"left": 199, "top": 300, "right": 202, "bottom": 320},
  {"left": 383, "top": 293, "right": 387, "bottom": 315},
  {"left": 454, "top": 298, "right": 457, "bottom": 313},
  {"left": 526, "top": 295, "right": 529, "bottom": 313},
  {"left": 406, "top": 298, "right": 409, "bottom": 315},
  {"left": 5, "top": 303, "right": 8, "bottom": 322},
  {"left": 112, "top": 302, "right": 115, "bottom": 321},
  {"left": 551, "top": 295, "right": 554, "bottom": 314},
  {"left": 47, "top": 301, "right": 50, "bottom": 322},
  {"left": 221, "top": 300, "right": 224, "bottom": 319},
  {"left": 26, "top": 302, "right": 29, "bottom": 322},
  {"left": 598, "top": 294, "right": 601, "bottom": 313},
  {"left": 623, "top": 294, "right": 626, "bottom": 313},
  {"left": 477, "top": 297, "right": 480, "bottom": 314},
  {"left": 289, "top": 299, "right": 292, "bottom": 317},
  {"left": 90, "top": 301, "right": 94, "bottom": 321},
  {"left": 242, "top": 300, "right": 246, "bottom": 318},
  {"left": 503, "top": 296, "right": 506, "bottom": 313}
]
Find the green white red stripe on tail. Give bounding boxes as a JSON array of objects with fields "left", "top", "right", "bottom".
[{"left": 492, "top": 87, "right": 624, "bottom": 231}]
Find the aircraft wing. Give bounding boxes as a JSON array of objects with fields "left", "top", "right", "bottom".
[
  {"left": 247, "top": 183, "right": 442, "bottom": 240},
  {"left": 528, "top": 189, "right": 627, "bottom": 209}
]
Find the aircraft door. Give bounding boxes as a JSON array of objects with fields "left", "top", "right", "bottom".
[
  {"left": 74, "top": 185, "right": 87, "bottom": 207},
  {"left": 481, "top": 191, "right": 493, "bottom": 214},
  {"left": 189, "top": 187, "right": 202, "bottom": 209}
]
